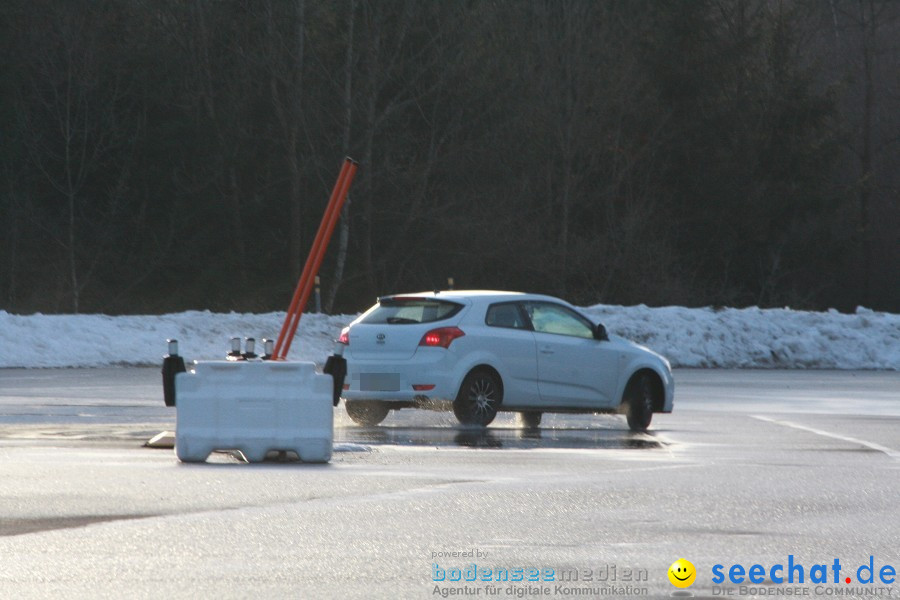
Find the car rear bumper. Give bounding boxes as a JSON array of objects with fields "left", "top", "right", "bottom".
[{"left": 341, "top": 350, "right": 459, "bottom": 403}]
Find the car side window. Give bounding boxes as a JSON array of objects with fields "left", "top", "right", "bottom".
[
  {"left": 524, "top": 302, "right": 594, "bottom": 339},
  {"left": 485, "top": 302, "right": 528, "bottom": 330}
]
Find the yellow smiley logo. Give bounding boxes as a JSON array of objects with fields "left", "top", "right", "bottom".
[{"left": 668, "top": 558, "right": 696, "bottom": 588}]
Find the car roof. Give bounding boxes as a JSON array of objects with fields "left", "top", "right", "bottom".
[{"left": 380, "top": 290, "right": 567, "bottom": 305}]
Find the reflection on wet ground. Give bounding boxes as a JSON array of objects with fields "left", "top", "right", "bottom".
[{"left": 335, "top": 425, "right": 663, "bottom": 450}]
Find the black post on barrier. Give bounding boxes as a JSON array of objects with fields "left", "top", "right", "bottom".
[
  {"left": 162, "top": 339, "right": 186, "bottom": 407},
  {"left": 314, "top": 276, "right": 322, "bottom": 314},
  {"left": 322, "top": 343, "right": 347, "bottom": 407}
]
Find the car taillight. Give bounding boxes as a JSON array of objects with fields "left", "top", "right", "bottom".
[
  {"left": 418, "top": 326, "right": 465, "bottom": 349},
  {"left": 338, "top": 327, "right": 350, "bottom": 345}
]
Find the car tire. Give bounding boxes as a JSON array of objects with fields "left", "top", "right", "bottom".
[
  {"left": 625, "top": 374, "right": 654, "bottom": 432},
  {"left": 345, "top": 400, "right": 390, "bottom": 426},
  {"left": 453, "top": 369, "right": 501, "bottom": 426},
  {"left": 519, "top": 411, "right": 542, "bottom": 429}
]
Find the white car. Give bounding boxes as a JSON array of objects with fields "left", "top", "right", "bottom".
[{"left": 338, "top": 290, "right": 674, "bottom": 430}]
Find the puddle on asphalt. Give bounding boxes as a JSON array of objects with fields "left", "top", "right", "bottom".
[{"left": 335, "top": 425, "right": 664, "bottom": 450}]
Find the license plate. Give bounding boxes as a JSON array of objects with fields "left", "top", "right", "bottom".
[{"left": 359, "top": 373, "right": 401, "bottom": 392}]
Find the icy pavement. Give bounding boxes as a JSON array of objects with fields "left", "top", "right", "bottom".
[{"left": 0, "top": 368, "right": 898, "bottom": 598}]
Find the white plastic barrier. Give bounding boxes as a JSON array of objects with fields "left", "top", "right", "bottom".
[{"left": 175, "top": 360, "right": 333, "bottom": 463}]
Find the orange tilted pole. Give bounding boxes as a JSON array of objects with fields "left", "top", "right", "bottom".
[
  {"left": 279, "top": 160, "right": 357, "bottom": 358},
  {"left": 273, "top": 157, "right": 358, "bottom": 359},
  {"left": 272, "top": 160, "right": 349, "bottom": 358}
]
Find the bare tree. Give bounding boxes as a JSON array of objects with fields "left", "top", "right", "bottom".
[
  {"left": 325, "top": 0, "right": 357, "bottom": 313},
  {"left": 263, "top": 0, "right": 312, "bottom": 282},
  {"left": 324, "top": 1, "right": 474, "bottom": 309},
  {"left": 17, "top": 4, "right": 138, "bottom": 312},
  {"left": 823, "top": 0, "right": 900, "bottom": 306}
]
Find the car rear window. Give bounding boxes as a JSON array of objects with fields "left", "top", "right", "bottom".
[{"left": 360, "top": 298, "right": 464, "bottom": 325}]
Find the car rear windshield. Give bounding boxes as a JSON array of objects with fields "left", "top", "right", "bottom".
[{"left": 360, "top": 298, "right": 464, "bottom": 325}]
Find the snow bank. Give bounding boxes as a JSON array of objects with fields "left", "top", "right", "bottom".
[
  {"left": 0, "top": 311, "right": 352, "bottom": 369},
  {"left": 0, "top": 305, "right": 897, "bottom": 370},
  {"left": 583, "top": 305, "right": 899, "bottom": 370}
]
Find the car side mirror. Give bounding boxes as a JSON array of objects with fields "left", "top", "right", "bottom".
[{"left": 593, "top": 323, "right": 609, "bottom": 341}]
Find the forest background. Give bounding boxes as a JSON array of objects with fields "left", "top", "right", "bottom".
[{"left": 1, "top": 0, "right": 897, "bottom": 315}]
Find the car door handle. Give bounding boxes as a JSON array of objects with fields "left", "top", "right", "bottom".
[{"left": 540, "top": 348, "right": 555, "bottom": 354}]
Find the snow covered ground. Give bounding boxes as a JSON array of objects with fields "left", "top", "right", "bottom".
[
  {"left": 583, "top": 304, "right": 900, "bottom": 370},
  {"left": 0, "top": 304, "right": 897, "bottom": 369}
]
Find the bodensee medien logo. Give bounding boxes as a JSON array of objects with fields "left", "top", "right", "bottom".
[{"left": 430, "top": 561, "right": 650, "bottom": 597}]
